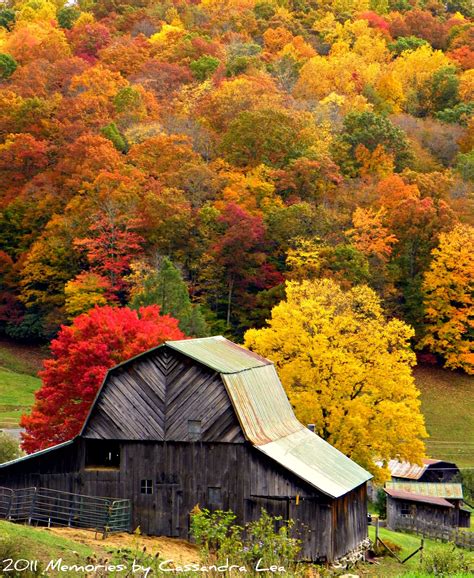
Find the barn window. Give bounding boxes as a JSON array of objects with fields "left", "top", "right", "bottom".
[
  {"left": 208, "top": 486, "right": 222, "bottom": 509},
  {"left": 141, "top": 479, "right": 153, "bottom": 495},
  {"left": 400, "top": 502, "right": 412, "bottom": 517},
  {"left": 188, "top": 420, "right": 202, "bottom": 441},
  {"left": 85, "top": 441, "right": 120, "bottom": 469}
]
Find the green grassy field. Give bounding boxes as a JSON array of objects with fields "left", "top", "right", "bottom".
[
  {"left": 414, "top": 365, "right": 474, "bottom": 468},
  {"left": 0, "top": 340, "right": 43, "bottom": 429}
]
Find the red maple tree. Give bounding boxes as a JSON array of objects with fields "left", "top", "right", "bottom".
[{"left": 20, "top": 305, "right": 185, "bottom": 453}]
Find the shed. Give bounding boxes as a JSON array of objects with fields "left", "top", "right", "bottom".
[
  {"left": 385, "top": 482, "right": 470, "bottom": 530},
  {"left": 0, "top": 336, "right": 372, "bottom": 561}
]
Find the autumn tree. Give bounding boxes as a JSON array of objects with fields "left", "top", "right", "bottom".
[
  {"left": 420, "top": 224, "right": 474, "bottom": 374},
  {"left": 129, "top": 257, "right": 209, "bottom": 337},
  {"left": 244, "top": 279, "right": 427, "bottom": 480},
  {"left": 21, "top": 305, "right": 185, "bottom": 452}
]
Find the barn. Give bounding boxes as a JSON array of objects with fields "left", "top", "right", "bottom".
[
  {"left": 0, "top": 336, "right": 372, "bottom": 562},
  {"left": 385, "top": 458, "right": 461, "bottom": 483}
]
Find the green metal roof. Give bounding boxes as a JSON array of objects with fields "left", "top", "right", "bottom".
[
  {"left": 166, "top": 336, "right": 271, "bottom": 374},
  {"left": 222, "top": 365, "right": 302, "bottom": 445},
  {"left": 258, "top": 428, "right": 372, "bottom": 499},
  {"left": 386, "top": 482, "right": 463, "bottom": 499}
]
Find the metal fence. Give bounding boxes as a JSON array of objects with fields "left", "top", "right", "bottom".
[
  {"left": 394, "top": 517, "right": 474, "bottom": 550},
  {"left": 0, "top": 486, "right": 131, "bottom": 534}
]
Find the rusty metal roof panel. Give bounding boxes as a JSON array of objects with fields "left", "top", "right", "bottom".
[
  {"left": 384, "top": 488, "right": 455, "bottom": 508},
  {"left": 257, "top": 428, "right": 372, "bottom": 498},
  {"left": 222, "top": 365, "right": 302, "bottom": 445},
  {"left": 166, "top": 336, "right": 270, "bottom": 374},
  {"left": 223, "top": 365, "right": 372, "bottom": 497},
  {"left": 386, "top": 482, "right": 463, "bottom": 499}
]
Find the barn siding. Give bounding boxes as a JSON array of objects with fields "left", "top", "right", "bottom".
[
  {"left": 83, "top": 349, "right": 244, "bottom": 444},
  {"left": 332, "top": 483, "right": 368, "bottom": 560}
]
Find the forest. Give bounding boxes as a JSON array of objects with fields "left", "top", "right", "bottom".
[{"left": 0, "top": 0, "right": 472, "bottom": 474}]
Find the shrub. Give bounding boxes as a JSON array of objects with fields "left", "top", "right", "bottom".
[
  {"left": 0, "top": 431, "right": 22, "bottom": 464},
  {"left": 421, "top": 544, "right": 471, "bottom": 576}
]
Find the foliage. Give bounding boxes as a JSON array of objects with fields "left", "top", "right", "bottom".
[
  {"left": 420, "top": 224, "right": 474, "bottom": 374},
  {"left": 129, "top": 257, "right": 209, "bottom": 337},
  {"left": 336, "top": 111, "right": 413, "bottom": 174},
  {"left": 190, "top": 507, "right": 301, "bottom": 573},
  {"left": 0, "top": 0, "right": 471, "bottom": 367},
  {"left": 20, "top": 305, "right": 185, "bottom": 452},
  {"left": 421, "top": 544, "right": 472, "bottom": 576},
  {"left": 245, "top": 279, "right": 427, "bottom": 480},
  {"left": 374, "top": 487, "right": 387, "bottom": 518},
  {"left": 0, "top": 53, "right": 17, "bottom": 79},
  {"left": 0, "top": 431, "right": 22, "bottom": 464}
]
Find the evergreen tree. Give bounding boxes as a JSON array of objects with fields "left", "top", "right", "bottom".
[{"left": 130, "top": 257, "right": 209, "bottom": 337}]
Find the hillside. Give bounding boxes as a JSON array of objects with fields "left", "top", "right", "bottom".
[
  {"left": 415, "top": 365, "right": 474, "bottom": 469},
  {"left": 0, "top": 340, "right": 42, "bottom": 430}
]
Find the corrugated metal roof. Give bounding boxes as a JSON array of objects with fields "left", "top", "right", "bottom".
[
  {"left": 167, "top": 336, "right": 271, "bottom": 374},
  {"left": 258, "top": 428, "right": 372, "bottom": 499},
  {"left": 385, "top": 458, "right": 441, "bottom": 480},
  {"left": 0, "top": 438, "right": 76, "bottom": 469},
  {"left": 222, "top": 365, "right": 302, "bottom": 445},
  {"left": 384, "top": 488, "right": 455, "bottom": 508},
  {"left": 386, "top": 482, "right": 463, "bottom": 499}
]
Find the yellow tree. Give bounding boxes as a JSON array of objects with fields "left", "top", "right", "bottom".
[
  {"left": 420, "top": 224, "right": 474, "bottom": 374},
  {"left": 244, "top": 279, "right": 427, "bottom": 481}
]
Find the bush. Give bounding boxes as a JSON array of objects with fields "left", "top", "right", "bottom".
[
  {"left": 421, "top": 544, "right": 472, "bottom": 576},
  {"left": 190, "top": 507, "right": 301, "bottom": 575},
  {"left": 0, "top": 431, "right": 22, "bottom": 464}
]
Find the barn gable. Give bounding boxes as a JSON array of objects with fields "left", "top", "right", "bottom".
[{"left": 82, "top": 346, "right": 244, "bottom": 443}]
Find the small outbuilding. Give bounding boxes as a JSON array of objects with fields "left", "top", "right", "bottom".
[
  {"left": 0, "top": 336, "right": 372, "bottom": 562},
  {"left": 385, "top": 482, "right": 471, "bottom": 530}
]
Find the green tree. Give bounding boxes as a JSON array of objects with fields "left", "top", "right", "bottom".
[
  {"left": 335, "top": 111, "right": 413, "bottom": 174},
  {"left": 220, "top": 109, "right": 308, "bottom": 168},
  {"left": 190, "top": 56, "right": 220, "bottom": 81},
  {"left": 0, "top": 54, "right": 17, "bottom": 79},
  {"left": 0, "top": 432, "right": 22, "bottom": 464},
  {"left": 130, "top": 258, "right": 209, "bottom": 337},
  {"left": 57, "top": 5, "right": 81, "bottom": 29}
]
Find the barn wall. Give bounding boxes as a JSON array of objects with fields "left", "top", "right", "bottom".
[
  {"left": 331, "top": 483, "right": 368, "bottom": 560},
  {"left": 386, "top": 497, "right": 457, "bottom": 530},
  {"left": 0, "top": 438, "right": 368, "bottom": 561}
]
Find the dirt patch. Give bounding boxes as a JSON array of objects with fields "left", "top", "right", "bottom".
[{"left": 48, "top": 528, "right": 199, "bottom": 564}]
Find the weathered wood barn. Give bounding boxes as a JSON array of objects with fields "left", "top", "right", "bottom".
[
  {"left": 385, "top": 482, "right": 471, "bottom": 530},
  {"left": 0, "top": 336, "right": 372, "bottom": 561}
]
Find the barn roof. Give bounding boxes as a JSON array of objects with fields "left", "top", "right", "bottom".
[
  {"left": 384, "top": 487, "right": 455, "bottom": 508},
  {"left": 383, "top": 458, "right": 444, "bottom": 480},
  {"left": 386, "top": 482, "right": 463, "bottom": 499},
  {"left": 168, "top": 337, "right": 372, "bottom": 498}
]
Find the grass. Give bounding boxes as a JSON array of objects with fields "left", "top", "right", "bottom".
[
  {"left": 0, "top": 367, "right": 41, "bottom": 428},
  {"left": 364, "top": 525, "right": 474, "bottom": 577},
  {"left": 0, "top": 520, "right": 102, "bottom": 576},
  {"left": 414, "top": 365, "right": 474, "bottom": 468}
]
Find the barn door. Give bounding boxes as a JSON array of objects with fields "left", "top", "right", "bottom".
[{"left": 155, "top": 484, "right": 182, "bottom": 537}]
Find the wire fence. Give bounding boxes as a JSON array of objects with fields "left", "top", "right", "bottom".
[{"left": 0, "top": 486, "right": 131, "bottom": 534}]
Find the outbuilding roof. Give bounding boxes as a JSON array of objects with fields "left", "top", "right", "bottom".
[
  {"left": 384, "top": 458, "right": 443, "bottom": 480},
  {"left": 384, "top": 487, "right": 455, "bottom": 508},
  {"left": 386, "top": 482, "right": 463, "bottom": 500}
]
